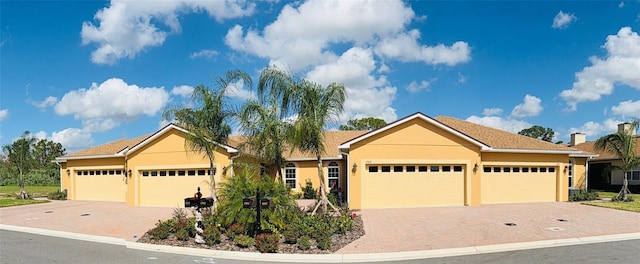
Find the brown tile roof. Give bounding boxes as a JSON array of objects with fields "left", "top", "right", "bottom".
[
  {"left": 62, "top": 134, "right": 151, "bottom": 158},
  {"left": 434, "top": 116, "right": 578, "bottom": 151},
  {"left": 573, "top": 136, "right": 640, "bottom": 160}
]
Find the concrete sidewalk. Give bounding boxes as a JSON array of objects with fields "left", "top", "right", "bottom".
[{"left": 1, "top": 200, "right": 639, "bottom": 262}]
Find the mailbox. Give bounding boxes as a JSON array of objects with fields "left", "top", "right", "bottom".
[
  {"left": 199, "top": 197, "right": 214, "bottom": 208},
  {"left": 242, "top": 197, "right": 255, "bottom": 208},
  {"left": 184, "top": 197, "right": 196, "bottom": 208},
  {"left": 260, "top": 197, "right": 271, "bottom": 209}
]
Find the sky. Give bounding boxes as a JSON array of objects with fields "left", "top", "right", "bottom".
[{"left": 1, "top": 0, "right": 639, "bottom": 154}]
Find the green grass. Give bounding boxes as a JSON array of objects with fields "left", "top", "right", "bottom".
[
  {"left": 0, "top": 185, "right": 59, "bottom": 198},
  {"left": 0, "top": 198, "right": 50, "bottom": 208},
  {"left": 583, "top": 192, "right": 640, "bottom": 213}
]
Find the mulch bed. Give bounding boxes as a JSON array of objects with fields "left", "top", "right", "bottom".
[{"left": 136, "top": 216, "right": 365, "bottom": 254}]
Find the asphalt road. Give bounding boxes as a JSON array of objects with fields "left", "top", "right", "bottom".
[{"left": 1, "top": 230, "right": 639, "bottom": 264}]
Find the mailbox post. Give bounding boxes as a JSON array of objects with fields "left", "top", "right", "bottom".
[
  {"left": 184, "top": 187, "right": 213, "bottom": 244},
  {"left": 242, "top": 187, "right": 271, "bottom": 236}
]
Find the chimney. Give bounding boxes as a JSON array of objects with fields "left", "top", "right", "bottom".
[
  {"left": 570, "top": 133, "right": 586, "bottom": 146},
  {"left": 618, "top": 123, "right": 637, "bottom": 136}
]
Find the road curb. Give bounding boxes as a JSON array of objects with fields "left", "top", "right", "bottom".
[{"left": 3, "top": 224, "right": 639, "bottom": 263}]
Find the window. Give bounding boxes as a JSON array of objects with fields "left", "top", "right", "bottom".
[
  {"left": 381, "top": 166, "right": 391, "bottom": 172},
  {"left": 540, "top": 167, "right": 547, "bottom": 173},
  {"left": 418, "top": 166, "right": 428, "bottom": 172},
  {"left": 89, "top": 171, "right": 95, "bottom": 176},
  {"left": 168, "top": 170, "right": 176, "bottom": 176},
  {"left": 109, "top": 170, "right": 115, "bottom": 175},
  {"left": 102, "top": 170, "right": 108, "bottom": 175},
  {"left": 83, "top": 171, "right": 88, "bottom": 175},
  {"left": 197, "top": 170, "right": 206, "bottom": 176},
  {"left": 178, "top": 170, "right": 186, "bottom": 176},
  {"left": 549, "top": 167, "right": 555, "bottom": 173},
  {"left": 159, "top": 171, "right": 167, "bottom": 176},
  {"left": 188, "top": 170, "right": 196, "bottom": 176},
  {"left": 513, "top": 167, "right": 520, "bottom": 173},
  {"left": 406, "top": 166, "right": 416, "bottom": 172},
  {"left": 531, "top": 167, "right": 538, "bottom": 173},
  {"left": 493, "top": 167, "right": 501, "bottom": 173},
  {"left": 483, "top": 167, "right": 491, "bottom": 173},
  {"left": 453, "top": 166, "right": 463, "bottom": 172},
  {"left": 522, "top": 167, "right": 529, "bottom": 173},
  {"left": 442, "top": 166, "right": 451, "bottom": 172},
  {"left": 328, "top": 162, "right": 339, "bottom": 189},
  {"left": 503, "top": 167, "right": 511, "bottom": 173},
  {"left": 151, "top": 171, "right": 158, "bottom": 177},
  {"left": 626, "top": 170, "right": 640, "bottom": 181},
  {"left": 76, "top": 171, "right": 81, "bottom": 176},
  {"left": 285, "top": 163, "right": 296, "bottom": 189},
  {"left": 115, "top": 170, "right": 122, "bottom": 175},
  {"left": 368, "top": 166, "right": 378, "bottom": 173},
  {"left": 393, "top": 166, "right": 403, "bottom": 172},
  {"left": 568, "top": 160, "right": 573, "bottom": 187},
  {"left": 430, "top": 166, "right": 439, "bottom": 172},
  {"left": 142, "top": 171, "right": 149, "bottom": 177}
]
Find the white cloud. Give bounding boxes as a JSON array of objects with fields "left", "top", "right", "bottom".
[
  {"left": 158, "top": 119, "right": 172, "bottom": 129},
  {"left": 374, "top": 30, "right": 471, "bottom": 66},
  {"left": 225, "top": 0, "right": 468, "bottom": 70},
  {"left": 171, "top": 85, "right": 194, "bottom": 97},
  {"left": 406, "top": 80, "right": 431, "bottom": 93},
  {"left": 305, "top": 47, "right": 398, "bottom": 122},
  {"left": 511, "top": 94, "right": 543, "bottom": 118},
  {"left": 54, "top": 78, "right": 170, "bottom": 133},
  {"left": 482, "top": 107, "right": 503, "bottom": 116},
  {"left": 552, "top": 11, "right": 577, "bottom": 29},
  {"left": 457, "top": 72, "right": 467, "bottom": 84},
  {"left": 466, "top": 116, "right": 532, "bottom": 133},
  {"left": 51, "top": 128, "right": 94, "bottom": 152},
  {"left": 568, "top": 118, "right": 624, "bottom": 138},
  {"left": 0, "top": 109, "right": 8, "bottom": 121},
  {"left": 611, "top": 100, "right": 640, "bottom": 118},
  {"left": 33, "top": 131, "right": 47, "bottom": 140},
  {"left": 618, "top": 1, "right": 624, "bottom": 8},
  {"left": 29, "top": 96, "right": 58, "bottom": 110},
  {"left": 190, "top": 49, "right": 218, "bottom": 60},
  {"left": 81, "top": 0, "right": 255, "bottom": 65},
  {"left": 224, "top": 79, "right": 254, "bottom": 101},
  {"left": 560, "top": 27, "right": 640, "bottom": 111}
]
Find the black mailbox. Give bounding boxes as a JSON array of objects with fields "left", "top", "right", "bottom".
[
  {"left": 184, "top": 197, "right": 196, "bottom": 208},
  {"left": 242, "top": 197, "right": 255, "bottom": 208},
  {"left": 260, "top": 197, "right": 271, "bottom": 209},
  {"left": 199, "top": 197, "right": 214, "bottom": 208}
]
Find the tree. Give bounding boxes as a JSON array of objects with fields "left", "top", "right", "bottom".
[
  {"left": 518, "top": 125, "right": 555, "bottom": 142},
  {"left": 2, "top": 131, "right": 37, "bottom": 199},
  {"left": 163, "top": 70, "right": 252, "bottom": 210},
  {"left": 339, "top": 117, "right": 386, "bottom": 131},
  {"left": 291, "top": 80, "right": 346, "bottom": 214},
  {"left": 593, "top": 120, "right": 639, "bottom": 202},
  {"left": 32, "top": 139, "right": 66, "bottom": 177}
]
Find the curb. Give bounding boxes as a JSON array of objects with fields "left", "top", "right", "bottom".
[{"left": 2, "top": 224, "right": 639, "bottom": 263}]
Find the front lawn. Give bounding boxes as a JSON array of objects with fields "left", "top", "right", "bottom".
[
  {"left": 0, "top": 198, "right": 50, "bottom": 208},
  {"left": 0, "top": 185, "right": 59, "bottom": 198},
  {"left": 583, "top": 192, "right": 640, "bottom": 213}
]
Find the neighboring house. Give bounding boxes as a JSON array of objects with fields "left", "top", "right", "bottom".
[
  {"left": 55, "top": 112, "right": 594, "bottom": 209},
  {"left": 571, "top": 123, "right": 640, "bottom": 192}
]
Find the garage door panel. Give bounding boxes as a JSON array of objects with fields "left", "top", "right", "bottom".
[
  {"left": 481, "top": 173, "right": 556, "bottom": 204},
  {"left": 75, "top": 176, "right": 125, "bottom": 202},
  {"left": 363, "top": 170, "right": 464, "bottom": 209}
]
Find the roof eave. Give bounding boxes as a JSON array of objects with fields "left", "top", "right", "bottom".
[
  {"left": 483, "top": 148, "right": 583, "bottom": 154},
  {"left": 125, "top": 123, "right": 239, "bottom": 156},
  {"left": 55, "top": 154, "right": 124, "bottom": 162}
]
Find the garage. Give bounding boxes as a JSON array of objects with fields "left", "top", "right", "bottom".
[
  {"left": 74, "top": 169, "right": 126, "bottom": 202},
  {"left": 361, "top": 164, "right": 465, "bottom": 209},
  {"left": 481, "top": 165, "right": 558, "bottom": 204}
]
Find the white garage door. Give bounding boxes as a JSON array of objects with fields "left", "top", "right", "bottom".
[
  {"left": 74, "top": 169, "right": 125, "bottom": 202},
  {"left": 481, "top": 166, "right": 557, "bottom": 204},
  {"left": 362, "top": 164, "right": 465, "bottom": 209}
]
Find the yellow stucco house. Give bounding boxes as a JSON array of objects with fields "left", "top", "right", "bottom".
[{"left": 55, "top": 112, "right": 595, "bottom": 209}]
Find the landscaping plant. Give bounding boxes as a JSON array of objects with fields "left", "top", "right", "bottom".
[{"left": 255, "top": 233, "right": 279, "bottom": 253}]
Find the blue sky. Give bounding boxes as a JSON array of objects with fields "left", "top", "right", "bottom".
[{"left": 1, "top": 0, "right": 639, "bottom": 153}]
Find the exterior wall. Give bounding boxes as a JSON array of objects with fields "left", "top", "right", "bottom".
[
  {"left": 284, "top": 159, "right": 346, "bottom": 195},
  {"left": 126, "top": 129, "right": 232, "bottom": 207},
  {"left": 348, "top": 118, "right": 482, "bottom": 209},
  {"left": 611, "top": 161, "right": 640, "bottom": 185},
  {"left": 571, "top": 157, "right": 588, "bottom": 189},
  {"left": 62, "top": 157, "right": 125, "bottom": 201}
]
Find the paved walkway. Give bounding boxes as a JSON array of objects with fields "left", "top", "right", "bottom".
[{"left": 1, "top": 200, "right": 639, "bottom": 259}]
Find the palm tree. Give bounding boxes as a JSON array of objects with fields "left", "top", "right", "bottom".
[
  {"left": 2, "top": 131, "right": 37, "bottom": 199},
  {"left": 593, "top": 119, "right": 639, "bottom": 201},
  {"left": 163, "top": 70, "right": 252, "bottom": 210},
  {"left": 291, "top": 80, "right": 346, "bottom": 214}
]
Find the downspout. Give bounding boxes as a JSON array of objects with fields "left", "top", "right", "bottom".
[{"left": 340, "top": 151, "right": 350, "bottom": 205}]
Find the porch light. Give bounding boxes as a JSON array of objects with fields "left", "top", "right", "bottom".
[
  {"left": 128, "top": 169, "right": 132, "bottom": 177},
  {"left": 473, "top": 163, "right": 479, "bottom": 171},
  {"left": 66, "top": 169, "right": 70, "bottom": 176},
  {"left": 564, "top": 166, "right": 568, "bottom": 172},
  {"left": 352, "top": 163, "right": 357, "bottom": 172}
]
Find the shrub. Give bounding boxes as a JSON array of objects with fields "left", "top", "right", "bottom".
[
  {"left": 203, "top": 226, "right": 221, "bottom": 246},
  {"left": 297, "top": 235, "right": 311, "bottom": 250},
  {"left": 611, "top": 194, "right": 635, "bottom": 202},
  {"left": 148, "top": 220, "right": 171, "bottom": 240},
  {"left": 334, "top": 212, "right": 354, "bottom": 234},
  {"left": 234, "top": 234, "right": 255, "bottom": 248},
  {"left": 175, "top": 228, "right": 190, "bottom": 241},
  {"left": 282, "top": 225, "right": 300, "bottom": 244},
  {"left": 47, "top": 190, "right": 66, "bottom": 200},
  {"left": 225, "top": 223, "right": 245, "bottom": 239},
  {"left": 255, "top": 233, "right": 279, "bottom": 253},
  {"left": 316, "top": 233, "right": 331, "bottom": 250},
  {"left": 300, "top": 179, "right": 316, "bottom": 199},
  {"left": 172, "top": 207, "right": 188, "bottom": 223},
  {"left": 569, "top": 190, "right": 599, "bottom": 201}
]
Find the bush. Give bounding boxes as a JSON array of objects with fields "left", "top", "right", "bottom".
[
  {"left": 282, "top": 225, "right": 300, "bottom": 244},
  {"left": 297, "top": 235, "right": 311, "bottom": 250},
  {"left": 148, "top": 220, "right": 171, "bottom": 240},
  {"left": 300, "top": 179, "right": 316, "bottom": 199},
  {"left": 172, "top": 207, "right": 188, "bottom": 223},
  {"left": 234, "top": 234, "right": 255, "bottom": 248},
  {"left": 47, "top": 190, "right": 66, "bottom": 200},
  {"left": 316, "top": 233, "right": 331, "bottom": 250},
  {"left": 203, "top": 225, "right": 221, "bottom": 246},
  {"left": 611, "top": 194, "right": 635, "bottom": 202},
  {"left": 175, "top": 228, "right": 190, "bottom": 241},
  {"left": 569, "top": 190, "right": 599, "bottom": 201},
  {"left": 334, "top": 212, "right": 354, "bottom": 234},
  {"left": 225, "top": 223, "right": 245, "bottom": 239},
  {"left": 255, "top": 233, "right": 279, "bottom": 253}
]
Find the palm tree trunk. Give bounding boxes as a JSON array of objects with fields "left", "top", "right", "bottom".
[
  {"left": 209, "top": 160, "right": 217, "bottom": 211},
  {"left": 310, "top": 152, "right": 340, "bottom": 215},
  {"left": 19, "top": 169, "right": 27, "bottom": 199},
  {"left": 620, "top": 171, "right": 630, "bottom": 201}
]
